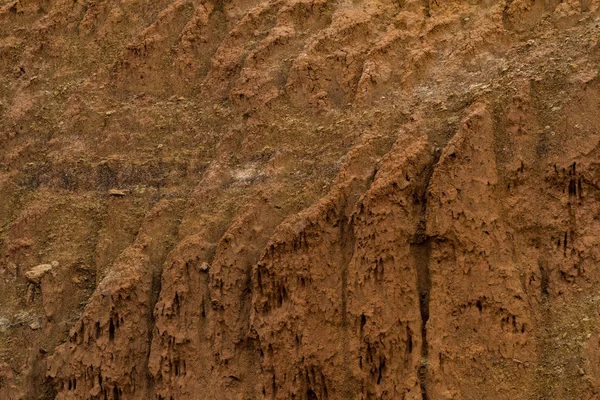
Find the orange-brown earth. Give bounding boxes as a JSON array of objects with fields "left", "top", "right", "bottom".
[{"left": 2, "top": 0, "right": 600, "bottom": 398}]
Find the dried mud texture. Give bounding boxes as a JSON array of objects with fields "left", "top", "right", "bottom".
[{"left": 2, "top": 0, "right": 600, "bottom": 399}]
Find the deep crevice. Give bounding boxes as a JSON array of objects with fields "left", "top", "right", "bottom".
[
  {"left": 413, "top": 234, "right": 431, "bottom": 400},
  {"left": 339, "top": 210, "right": 356, "bottom": 397},
  {"left": 410, "top": 152, "right": 440, "bottom": 400}
]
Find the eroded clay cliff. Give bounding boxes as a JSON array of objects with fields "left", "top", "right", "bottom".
[{"left": 2, "top": 0, "right": 600, "bottom": 398}]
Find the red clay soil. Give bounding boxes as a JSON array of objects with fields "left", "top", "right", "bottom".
[{"left": 2, "top": 0, "right": 600, "bottom": 399}]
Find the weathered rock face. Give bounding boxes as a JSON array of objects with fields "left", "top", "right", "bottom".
[{"left": 2, "top": 0, "right": 600, "bottom": 398}]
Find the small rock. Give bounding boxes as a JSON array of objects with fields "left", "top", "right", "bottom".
[
  {"left": 25, "top": 261, "right": 57, "bottom": 284},
  {"left": 108, "top": 189, "right": 126, "bottom": 197},
  {"left": 105, "top": 110, "right": 116, "bottom": 116},
  {"left": 200, "top": 262, "right": 210, "bottom": 271},
  {"left": 30, "top": 321, "right": 41, "bottom": 330},
  {"left": 446, "top": 144, "right": 456, "bottom": 157},
  {"left": 71, "top": 276, "right": 81, "bottom": 284}
]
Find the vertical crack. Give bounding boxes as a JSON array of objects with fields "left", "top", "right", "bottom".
[
  {"left": 340, "top": 211, "right": 356, "bottom": 397},
  {"left": 539, "top": 260, "right": 549, "bottom": 298},
  {"left": 410, "top": 153, "right": 439, "bottom": 400},
  {"left": 412, "top": 231, "right": 431, "bottom": 400}
]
